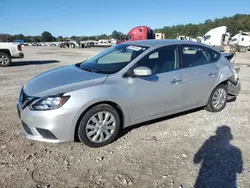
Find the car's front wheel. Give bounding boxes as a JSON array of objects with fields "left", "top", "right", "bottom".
[
  {"left": 77, "top": 104, "right": 121, "bottom": 147},
  {"left": 205, "top": 84, "right": 228, "bottom": 112}
]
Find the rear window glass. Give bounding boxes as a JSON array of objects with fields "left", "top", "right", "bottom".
[{"left": 181, "top": 45, "right": 220, "bottom": 68}]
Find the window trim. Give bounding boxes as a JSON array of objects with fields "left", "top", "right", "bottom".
[
  {"left": 124, "top": 45, "right": 180, "bottom": 77},
  {"left": 179, "top": 44, "right": 220, "bottom": 69}
]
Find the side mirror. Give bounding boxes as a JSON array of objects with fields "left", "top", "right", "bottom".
[{"left": 133, "top": 66, "right": 152, "bottom": 77}]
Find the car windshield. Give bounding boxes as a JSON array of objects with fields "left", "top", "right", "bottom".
[
  {"left": 204, "top": 35, "right": 211, "bottom": 41},
  {"left": 127, "top": 35, "right": 132, "bottom": 40},
  {"left": 79, "top": 44, "right": 148, "bottom": 74}
]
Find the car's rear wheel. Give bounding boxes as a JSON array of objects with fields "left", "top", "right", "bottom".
[
  {"left": 205, "top": 84, "right": 228, "bottom": 112},
  {"left": 77, "top": 104, "right": 121, "bottom": 147},
  {"left": 0, "top": 52, "right": 11, "bottom": 67}
]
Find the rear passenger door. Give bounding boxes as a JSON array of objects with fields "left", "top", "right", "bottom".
[{"left": 180, "top": 45, "right": 220, "bottom": 109}]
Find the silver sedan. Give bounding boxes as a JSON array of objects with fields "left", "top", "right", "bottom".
[{"left": 17, "top": 40, "right": 241, "bottom": 147}]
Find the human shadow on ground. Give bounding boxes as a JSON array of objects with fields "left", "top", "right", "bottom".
[{"left": 193, "top": 125, "right": 243, "bottom": 188}]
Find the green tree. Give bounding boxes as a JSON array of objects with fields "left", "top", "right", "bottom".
[
  {"left": 33, "top": 36, "right": 42, "bottom": 42},
  {"left": 99, "top": 34, "right": 109, "bottom": 39},
  {"left": 111, "top": 30, "right": 124, "bottom": 40},
  {"left": 56, "top": 36, "right": 63, "bottom": 42},
  {"left": 0, "top": 34, "right": 11, "bottom": 42},
  {"left": 41, "top": 31, "right": 55, "bottom": 42}
]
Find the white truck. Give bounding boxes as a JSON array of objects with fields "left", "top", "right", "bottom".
[
  {"left": 196, "top": 36, "right": 203, "bottom": 42},
  {"left": 177, "top": 35, "right": 191, "bottom": 41},
  {"left": 229, "top": 31, "right": 250, "bottom": 52},
  {"left": 0, "top": 42, "right": 24, "bottom": 67},
  {"left": 201, "top": 26, "right": 231, "bottom": 51}
]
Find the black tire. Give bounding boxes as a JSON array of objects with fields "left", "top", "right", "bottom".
[
  {"left": 77, "top": 104, "right": 121, "bottom": 147},
  {"left": 205, "top": 84, "right": 228, "bottom": 112},
  {"left": 239, "top": 47, "right": 246, "bottom": 53},
  {"left": 0, "top": 52, "right": 11, "bottom": 67}
]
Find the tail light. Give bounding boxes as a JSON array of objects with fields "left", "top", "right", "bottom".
[{"left": 18, "top": 44, "right": 22, "bottom": 51}]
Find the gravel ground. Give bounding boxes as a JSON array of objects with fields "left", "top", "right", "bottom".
[{"left": 0, "top": 47, "right": 249, "bottom": 188}]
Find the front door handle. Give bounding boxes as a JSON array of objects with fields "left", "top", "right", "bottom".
[
  {"left": 208, "top": 72, "right": 217, "bottom": 77},
  {"left": 171, "top": 79, "right": 183, "bottom": 84}
]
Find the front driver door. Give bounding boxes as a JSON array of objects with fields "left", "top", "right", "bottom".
[{"left": 128, "top": 45, "right": 184, "bottom": 123}]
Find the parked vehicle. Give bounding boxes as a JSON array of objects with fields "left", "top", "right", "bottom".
[
  {"left": 0, "top": 42, "right": 24, "bottom": 67},
  {"left": 59, "top": 41, "right": 79, "bottom": 48},
  {"left": 80, "top": 41, "right": 96, "bottom": 48},
  {"left": 155, "top": 33, "right": 165, "bottom": 39},
  {"left": 17, "top": 40, "right": 241, "bottom": 147},
  {"left": 196, "top": 37, "right": 204, "bottom": 43},
  {"left": 94, "top": 39, "right": 117, "bottom": 47},
  {"left": 117, "top": 26, "right": 155, "bottom": 44},
  {"left": 127, "top": 26, "right": 155, "bottom": 41},
  {"left": 230, "top": 31, "right": 250, "bottom": 52},
  {"left": 177, "top": 36, "right": 191, "bottom": 41},
  {"left": 202, "top": 26, "right": 231, "bottom": 51}
]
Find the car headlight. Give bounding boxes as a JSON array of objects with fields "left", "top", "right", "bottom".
[{"left": 30, "top": 96, "right": 70, "bottom": 111}]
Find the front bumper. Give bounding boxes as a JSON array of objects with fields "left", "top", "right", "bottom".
[{"left": 17, "top": 102, "right": 78, "bottom": 143}]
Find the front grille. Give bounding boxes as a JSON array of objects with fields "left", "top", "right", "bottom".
[
  {"left": 36, "top": 128, "right": 57, "bottom": 140},
  {"left": 22, "top": 121, "right": 33, "bottom": 135}
]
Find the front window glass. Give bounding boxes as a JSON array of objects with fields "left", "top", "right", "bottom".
[
  {"left": 136, "top": 45, "right": 179, "bottom": 74},
  {"left": 127, "top": 35, "right": 132, "bottom": 40},
  {"left": 204, "top": 35, "right": 211, "bottom": 41},
  {"left": 79, "top": 44, "right": 148, "bottom": 74}
]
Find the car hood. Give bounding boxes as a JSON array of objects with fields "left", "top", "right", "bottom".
[{"left": 23, "top": 65, "right": 108, "bottom": 97}]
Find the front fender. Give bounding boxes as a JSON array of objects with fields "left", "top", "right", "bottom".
[{"left": 63, "top": 84, "right": 131, "bottom": 129}]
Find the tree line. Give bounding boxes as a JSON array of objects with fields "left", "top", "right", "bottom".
[
  {"left": 0, "top": 30, "right": 126, "bottom": 43},
  {"left": 0, "top": 14, "right": 249, "bottom": 42},
  {"left": 154, "top": 14, "right": 250, "bottom": 39}
]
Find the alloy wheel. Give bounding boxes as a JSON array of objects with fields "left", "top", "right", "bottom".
[
  {"left": 212, "top": 88, "right": 227, "bottom": 110},
  {"left": 85, "top": 111, "right": 116, "bottom": 143}
]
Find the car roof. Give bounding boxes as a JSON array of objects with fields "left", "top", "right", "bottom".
[{"left": 122, "top": 39, "right": 220, "bottom": 52}]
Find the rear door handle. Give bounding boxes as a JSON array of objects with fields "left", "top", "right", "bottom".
[
  {"left": 171, "top": 79, "right": 183, "bottom": 84},
  {"left": 208, "top": 72, "right": 217, "bottom": 77}
]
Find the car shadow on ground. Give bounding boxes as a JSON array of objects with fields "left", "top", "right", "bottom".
[
  {"left": 11, "top": 60, "right": 60, "bottom": 66},
  {"left": 121, "top": 98, "right": 237, "bottom": 138},
  {"left": 193, "top": 125, "right": 243, "bottom": 188},
  {"left": 121, "top": 107, "right": 203, "bottom": 137}
]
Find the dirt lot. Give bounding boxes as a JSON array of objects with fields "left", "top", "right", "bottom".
[{"left": 0, "top": 47, "right": 250, "bottom": 188}]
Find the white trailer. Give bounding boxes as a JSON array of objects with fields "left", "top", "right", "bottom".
[{"left": 230, "top": 31, "right": 250, "bottom": 52}]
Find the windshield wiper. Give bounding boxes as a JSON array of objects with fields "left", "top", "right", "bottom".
[
  {"left": 81, "top": 67, "right": 97, "bottom": 72},
  {"left": 81, "top": 67, "right": 111, "bottom": 74}
]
